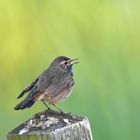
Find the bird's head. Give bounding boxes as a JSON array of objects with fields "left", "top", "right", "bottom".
[{"left": 50, "top": 56, "right": 79, "bottom": 73}]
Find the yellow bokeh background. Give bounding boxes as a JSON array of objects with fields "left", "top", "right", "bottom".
[{"left": 0, "top": 0, "right": 140, "bottom": 140}]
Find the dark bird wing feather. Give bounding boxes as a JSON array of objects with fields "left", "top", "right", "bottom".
[{"left": 17, "top": 77, "right": 39, "bottom": 99}]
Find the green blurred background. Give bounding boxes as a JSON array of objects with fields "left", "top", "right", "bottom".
[{"left": 0, "top": 0, "right": 140, "bottom": 140}]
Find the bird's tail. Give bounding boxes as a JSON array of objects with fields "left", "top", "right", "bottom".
[{"left": 14, "top": 97, "right": 35, "bottom": 110}]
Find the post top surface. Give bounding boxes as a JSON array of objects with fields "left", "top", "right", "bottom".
[{"left": 8, "top": 110, "right": 85, "bottom": 136}]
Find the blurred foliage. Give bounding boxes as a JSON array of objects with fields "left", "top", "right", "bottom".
[{"left": 0, "top": 0, "right": 140, "bottom": 140}]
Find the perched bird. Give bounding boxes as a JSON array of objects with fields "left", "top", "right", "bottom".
[{"left": 14, "top": 56, "right": 79, "bottom": 111}]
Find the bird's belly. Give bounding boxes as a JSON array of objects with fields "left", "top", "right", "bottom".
[
  {"left": 48, "top": 88, "right": 72, "bottom": 104},
  {"left": 58, "top": 89, "right": 72, "bottom": 102},
  {"left": 39, "top": 78, "right": 74, "bottom": 104},
  {"left": 45, "top": 81, "right": 74, "bottom": 104}
]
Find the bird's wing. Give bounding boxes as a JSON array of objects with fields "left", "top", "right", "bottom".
[
  {"left": 25, "top": 70, "right": 53, "bottom": 101},
  {"left": 26, "top": 72, "right": 74, "bottom": 103},
  {"left": 17, "top": 77, "right": 39, "bottom": 99}
]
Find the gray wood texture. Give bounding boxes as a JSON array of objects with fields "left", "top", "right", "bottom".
[{"left": 7, "top": 110, "right": 93, "bottom": 140}]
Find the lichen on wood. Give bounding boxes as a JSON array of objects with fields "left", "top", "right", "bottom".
[{"left": 7, "top": 110, "right": 93, "bottom": 140}]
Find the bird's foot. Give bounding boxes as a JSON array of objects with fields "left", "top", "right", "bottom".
[
  {"left": 59, "top": 109, "right": 65, "bottom": 114},
  {"left": 46, "top": 106, "right": 54, "bottom": 112}
]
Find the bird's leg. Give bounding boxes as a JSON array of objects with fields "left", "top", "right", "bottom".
[
  {"left": 41, "top": 100, "right": 51, "bottom": 110},
  {"left": 52, "top": 104, "right": 64, "bottom": 113}
]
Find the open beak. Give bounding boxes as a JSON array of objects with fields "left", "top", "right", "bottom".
[{"left": 69, "top": 58, "right": 79, "bottom": 65}]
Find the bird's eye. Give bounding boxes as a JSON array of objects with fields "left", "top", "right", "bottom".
[{"left": 64, "top": 62, "right": 68, "bottom": 65}]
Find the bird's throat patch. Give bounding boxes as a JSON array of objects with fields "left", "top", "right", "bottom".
[{"left": 67, "top": 65, "right": 73, "bottom": 76}]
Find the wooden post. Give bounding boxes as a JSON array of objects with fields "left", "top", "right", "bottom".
[{"left": 7, "top": 110, "right": 93, "bottom": 140}]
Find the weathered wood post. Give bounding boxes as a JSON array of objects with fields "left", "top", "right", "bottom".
[{"left": 7, "top": 110, "right": 93, "bottom": 140}]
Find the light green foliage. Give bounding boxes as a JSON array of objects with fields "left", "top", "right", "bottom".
[{"left": 0, "top": 0, "right": 140, "bottom": 140}]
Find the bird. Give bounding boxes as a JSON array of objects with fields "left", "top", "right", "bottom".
[{"left": 14, "top": 56, "right": 79, "bottom": 111}]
